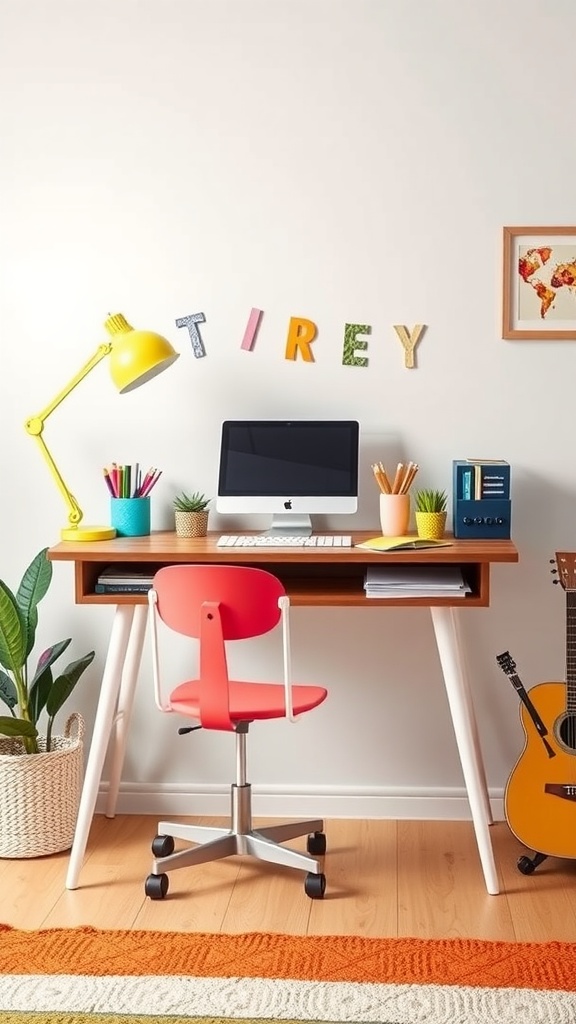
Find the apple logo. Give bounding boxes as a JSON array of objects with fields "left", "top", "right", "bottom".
[{"left": 284, "top": 499, "right": 292, "bottom": 509}]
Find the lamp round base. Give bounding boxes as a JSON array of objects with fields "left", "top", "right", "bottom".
[{"left": 61, "top": 525, "right": 117, "bottom": 542}]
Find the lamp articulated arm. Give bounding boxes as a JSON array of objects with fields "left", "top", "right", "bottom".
[
  {"left": 24, "top": 343, "right": 112, "bottom": 529},
  {"left": 24, "top": 312, "right": 179, "bottom": 542}
]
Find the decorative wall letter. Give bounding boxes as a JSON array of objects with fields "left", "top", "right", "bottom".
[
  {"left": 342, "top": 323, "right": 371, "bottom": 367},
  {"left": 285, "top": 317, "right": 317, "bottom": 362},
  {"left": 175, "top": 312, "right": 207, "bottom": 358},
  {"left": 392, "top": 324, "right": 426, "bottom": 368},
  {"left": 240, "top": 307, "right": 263, "bottom": 351}
]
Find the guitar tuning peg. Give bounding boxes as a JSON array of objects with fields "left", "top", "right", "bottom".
[
  {"left": 550, "top": 559, "right": 556, "bottom": 563},
  {"left": 553, "top": 578, "right": 560, "bottom": 584},
  {"left": 551, "top": 568, "right": 558, "bottom": 574}
]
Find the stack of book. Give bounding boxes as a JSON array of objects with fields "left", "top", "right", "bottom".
[
  {"left": 364, "top": 565, "right": 471, "bottom": 599},
  {"left": 95, "top": 566, "right": 155, "bottom": 594}
]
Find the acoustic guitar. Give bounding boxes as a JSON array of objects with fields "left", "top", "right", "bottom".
[{"left": 498, "top": 551, "right": 576, "bottom": 861}]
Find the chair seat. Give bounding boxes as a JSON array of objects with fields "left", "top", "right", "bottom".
[{"left": 170, "top": 679, "right": 327, "bottom": 721}]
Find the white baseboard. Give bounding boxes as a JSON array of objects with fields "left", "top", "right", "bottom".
[{"left": 96, "top": 781, "right": 505, "bottom": 822}]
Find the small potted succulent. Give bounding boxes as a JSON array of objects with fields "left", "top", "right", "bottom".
[
  {"left": 414, "top": 488, "right": 448, "bottom": 540},
  {"left": 173, "top": 491, "right": 211, "bottom": 538}
]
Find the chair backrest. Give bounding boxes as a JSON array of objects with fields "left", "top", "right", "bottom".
[
  {"left": 152, "top": 564, "right": 286, "bottom": 638},
  {"left": 149, "top": 565, "right": 288, "bottom": 731}
]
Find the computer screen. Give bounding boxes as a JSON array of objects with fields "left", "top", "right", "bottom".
[{"left": 217, "top": 419, "right": 360, "bottom": 535}]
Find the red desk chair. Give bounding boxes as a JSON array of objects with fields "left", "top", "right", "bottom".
[{"left": 145, "top": 564, "right": 328, "bottom": 900}]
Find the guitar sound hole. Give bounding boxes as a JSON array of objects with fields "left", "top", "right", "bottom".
[{"left": 557, "top": 713, "right": 576, "bottom": 752}]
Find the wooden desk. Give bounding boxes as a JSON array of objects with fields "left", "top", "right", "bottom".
[{"left": 49, "top": 531, "right": 518, "bottom": 894}]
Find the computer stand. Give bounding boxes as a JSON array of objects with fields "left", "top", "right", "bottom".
[{"left": 265, "top": 513, "right": 312, "bottom": 537}]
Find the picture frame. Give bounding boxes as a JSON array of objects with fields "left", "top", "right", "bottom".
[{"left": 502, "top": 226, "right": 576, "bottom": 340}]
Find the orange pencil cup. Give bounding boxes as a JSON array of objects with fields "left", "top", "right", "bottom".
[{"left": 379, "top": 493, "right": 410, "bottom": 536}]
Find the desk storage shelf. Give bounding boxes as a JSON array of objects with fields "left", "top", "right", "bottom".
[{"left": 48, "top": 532, "right": 519, "bottom": 609}]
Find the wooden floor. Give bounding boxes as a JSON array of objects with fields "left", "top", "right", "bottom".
[{"left": 3, "top": 815, "right": 576, "bottom": 940}]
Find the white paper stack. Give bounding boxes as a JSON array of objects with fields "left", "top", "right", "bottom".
[{"left": 364, "top": 564, "right": 471, "bottom": 598}]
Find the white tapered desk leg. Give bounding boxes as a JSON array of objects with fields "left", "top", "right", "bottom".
[
  {"left": 65, "top": 605, "right": 135, "bottom": 890},
  {"left": 105, "top": 604, "right": 148, "bottom": 818},
  {"left": 450, "top": 608, "right": 493, "bottom": 826},
  {"left": 430, "top": 606, "right": 500, "bottom": 896}
]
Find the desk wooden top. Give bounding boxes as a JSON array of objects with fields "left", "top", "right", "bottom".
[
  {"left": 48, "top": 531, "right": 518, "bottom": 565},
  {"left": 47, "top": 532, "right": 518, "bottom": 608}
]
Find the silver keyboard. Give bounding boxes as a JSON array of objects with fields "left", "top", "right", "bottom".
[{"left": 217, "top": 534, "right": 353, "bottom": 548}]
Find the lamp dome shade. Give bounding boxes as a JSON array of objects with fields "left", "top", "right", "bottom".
[{"left": 105, "top": 313, "right": 180, "bottom": 393}]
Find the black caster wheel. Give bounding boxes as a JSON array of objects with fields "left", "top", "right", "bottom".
[
  {"left": 307, "top": 831, "right": 327, "bottom": 856},
  {"left": 517, "top": 855, "right": 536, "bottom": 875},
  {"left": 145, "top": 873, "right": 169, "bottom": 899},
  {"left": 304, "top": 872, "right": 326, "bottom": 899},
  {"left": 152, "top": 834, "right": 175, "bottom": 858}
]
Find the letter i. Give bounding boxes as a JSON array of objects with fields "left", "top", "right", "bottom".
[{"left": 240, "top": 308, "right": 263, "bottom": 351}]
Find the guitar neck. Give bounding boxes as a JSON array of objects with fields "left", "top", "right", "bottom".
[
  {"left": 496, "top": 651, "right": 555, "bottom": 759},
  {"left": 567, "top": 591, "right": 576, "bottom": 712},
  {"left": 506, "top": 673, "right": 549, "bottom": 737}
]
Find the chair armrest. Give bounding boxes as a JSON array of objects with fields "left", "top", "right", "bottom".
[
  {"left": 278, "top": 594, "right": 297, "bottom": 722},
  {"left": 148, "top": 589, "right": 173, "bottom": 714}
]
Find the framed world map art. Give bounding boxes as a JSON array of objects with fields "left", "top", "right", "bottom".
[{"left": 502, "top": 225, "right": 576, "bottom": 340}]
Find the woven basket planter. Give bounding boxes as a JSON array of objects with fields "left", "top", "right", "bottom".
[
  {"left": 174, "top": 510, "right": 209, "bottom": 538},
  {"left": 0, "top": 712, "right": 84, "bottom": 858}
]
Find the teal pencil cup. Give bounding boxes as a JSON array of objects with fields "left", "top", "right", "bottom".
[{"left": 110, "top": 497, "right": 151, "bottom": 537}]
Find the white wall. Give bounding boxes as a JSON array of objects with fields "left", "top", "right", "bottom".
[{"left": 2, "top": 0, "right": 575, "bottom": 819}]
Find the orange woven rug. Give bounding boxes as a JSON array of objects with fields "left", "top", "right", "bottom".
[{"left": 1, "top": 925, "right": 576, "bottom": 1023}]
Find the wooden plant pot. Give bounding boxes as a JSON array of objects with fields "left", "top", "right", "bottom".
[
  {"left": 0, "top": 713, "right": 84, "bottom": 859},
  {"left": 174, "top": 510, "right": 209, "bottom": 538},
  {"left": 415, "top": 511, "right": 447, "bottom": 541}
]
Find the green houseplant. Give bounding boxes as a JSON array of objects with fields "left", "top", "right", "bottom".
[
  {"left": 173, "top": 491, "right": 211, "bottom": 538},
  {"left": 0, "top": 548, "right": 95, "bottom": 753},
  {"left": 414, "top": 489, "right": 448, "bottom": 540},
  {"left": 173, "top": 490, "right": 211, "bottom": 513},
  {"left": 414, "top": 489, "right": 448, "bottom": 514}
]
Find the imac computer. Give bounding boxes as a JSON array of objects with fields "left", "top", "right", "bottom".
[{"left": 217, "top": 419, "right": 360, "bottom": 536}]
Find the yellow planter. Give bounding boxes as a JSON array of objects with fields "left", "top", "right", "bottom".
[{"left": 415, "top": 511, "right": 447, "bottom": 540}]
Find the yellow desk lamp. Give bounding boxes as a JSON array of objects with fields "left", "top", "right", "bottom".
[{"left": 25, "top": 313, "right": 179, "bottom": 541}]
